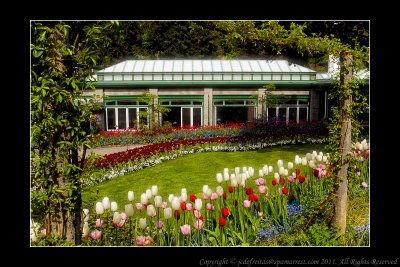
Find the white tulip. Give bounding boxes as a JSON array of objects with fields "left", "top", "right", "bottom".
[
  {"left": 283, "top": 169, "right": 288, "bottom": 176},
  {"left": 223, "top": 168, "right": 229, "bottom": 173},
  {"left": 216, "top": 173, "right": 223, "bottom": 183},
  {"left": 206, "top": 188, "right": 212, "bottom": 198},
  {"left": 242, "top": 167, "right": 247, "bottom": 173},
  {"left": 301, "top": 157, "right": 308, "bottom": 166},
  {"left": 111, "top": 201, "right": 118, "bottom": 212},
  {"left": 102, "top": 197, "right": 110, "bottom": 210},
  {"left": 240, "top": 178, "right": 246, "bottom": 188},
  {"left": 83, "top": 209, "right": 90, "bottom": 222},
  {"left": 128, "top": 191, "right": 134, "bottom": 201},
  {"left": 224, "top": 172, "right": 230, "bottom": 181},
  {"left": 181, "top": 192, "right": 187, "bottom": 202},
  {"left": 151, "top": 185, "right": 158, "bottom": 196},
  {"left": 231, "top": 176, "right": 238, "bottom": 187},
  {"left": 236, "top": 173, "right": 243, "bottom": 185},
  {"left": 268, "top": 166, "right": 273, "bottom": 173},
  {"left": 357, "top": 142, "right": 363, "bottom": 150},
  {"left": 146, "top": 189, "right": 152, "bottom": 199},
  {"left": 323, "top": 156, "right": 328, "bottom": 162},
  {"left": 140, "top": 193, "right": 148, "bottom": 204},
  {"left": 83, "top": 208, "right": 89, "bottom": 216},
  {"left": 113, "top": 212, "right": 121, "bottom": 224},
  {"left": 82, "top": 222, "right": 89, "bottom": 237},
  {"left": 248, "top": 167, "right": 254, "bottom": 177},
  {"left": 154, "top": 196, "right": 163, "bottom": 208},
  {"left": 274, "top": 173, "right": 280, "bottom": 180},
  {"left": 316, "top": 155, "right": 322, "bottom": 162},
  {"left": 195, "top": 199, "right": 202, "bottom": 210},
  {"left": 30, "top": 228, "right": 37, "bottom": 242},
  {"left": 96, "top": 202, "right": 104, "bottom": 215},
  {"left": 288, "top": 162, "right": 293, "bottom": 170},
  {"left": 230, "top": 174, "right": 235, "bottom": 180},
  {"left": 245, "top": 171, "right": 250, "bottom": 178},
  {"left": 235, "top": 167, "right": 240, "bottom": 174},
  {"left": 279, "top": 167, "right": 285, "bottom": 175},
  {"left": 277, "top": 160, "right": 283, "bottom": 168},
  {"left": 312, "top": 151, "right": 317, "bottom": 157},
  {"left": 164, "top": 208, "right": 172, "bottom": 219},
  {"left": 171, "top": 196, "right": 180, "bottom": 210},
  {"left": 168, "top": 194, "right": 174, "bottom": 203},
  {"left": 262, "top": 165, "right": 268, "bottom": 175},
  {"left": 259, "top": 169, "right": 264, "bottom": 177},
  {"left": 202, "top": 185, "right": 209, "bottom": 194},
  {"left": 309, "top": 160, "right": 315, "bottom": 169},
  {"left": 306, "top": 153, "right": 312, "bottom": 161},
  {"left": 139, "top": 218, "right": 147, "bottom": 229},
  {"left": 125, "top": 204, "right": 134, "bottom": 217},
  {"left": 146, "top": 205, "right": 156, "bottom": 217},
  {"left": 181, "top": 188, "right": 187, "bottom": 195},
  {"left": 216, "top": 186, "right": 224, "bottom": 196}
]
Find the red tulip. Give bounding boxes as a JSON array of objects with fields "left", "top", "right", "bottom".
[
  {"left": 272, "top": 179, "right": 277, "bottom": 186},
  {"left": 174, "top": 210, "right": 181, "bottom": 220},
  {"left": 279, "top": 177, "right": 285, "bottom": 185},
  {"left": 249, "top": 194, "right": 258, "bottom": 202},
  {"left": 296, "top": 168, "right": 300, "bottom": 175},
  {"left": 229, "top": 186, "right": 234, "bottom": 193},
  {"left": 282, "top": 187, "right": 288, "bottom": 195},
  {"left": 313, "top": 168, "right": 320, "bottom": 178},
  {"left": 298, "top": 176, "right": 305, "bottom": 184},
  {"left": 222, "top": 192, "right": 227, "bottom": 199},
  {"left": 190, "top": 194, "right": 197, "bottom": 203},
  {"left": 222, "top": 207, "right": 229, "bottom": 218},
  {"left": 219, "top": 217, "right": 226, "bottom": 227},
  {"left": 245, "top": 188, "right": 253, "bottom": 195},
  {"left": 180, "top": 202, "right": 186, "bottom": 210}
]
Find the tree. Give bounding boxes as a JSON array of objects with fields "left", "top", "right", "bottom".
[
  {"left": 138, "top": 92, "right": 170, "bottom": 131},
  {"left": 31, "top": 21, "right": 118, "bottom": 244}
]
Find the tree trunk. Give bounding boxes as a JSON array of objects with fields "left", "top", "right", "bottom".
[{"left": 333, "top": 51, "right": 353, "bottom": 235}]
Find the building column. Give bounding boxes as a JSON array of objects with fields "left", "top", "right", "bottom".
[
  {"left": 149, "top": 88, "right": 159, "bottom": 127},
  {"left": 309, "top": 89, "right": 319, "bottom": 122},
  {"left": 204, "top": 88, "right": 213, "bottom": 126},
  {"left": 257, "top": 88, "right": 266, "bottom": 122}
]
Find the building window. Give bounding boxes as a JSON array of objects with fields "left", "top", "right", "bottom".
[
  {"left": 105, "top": 100, "right": 149, "bottom": 130},
  {"left": 267, "top": 97, "right": 309, "bottom": 125},
  {"left": 213, "top": 98, "right": 257, "bottom": 125},
  {"left": 161, "top": 99, "right": 203, "bottom": 128}
]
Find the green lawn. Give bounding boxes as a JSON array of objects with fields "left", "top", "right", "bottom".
[{"left": 82, "top": 143, "right": 326, "bottom": 210}]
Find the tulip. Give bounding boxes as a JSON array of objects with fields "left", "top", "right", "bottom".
[
  {"left": 249, "top": 194, "right": 258, "bottom": 202},
  {"left": 223, "top": 167, "right": 229, "bottom": 173},
  {"left": 156, "top": 220, "right": 164, "bottom": 229},
  {"left": 316, "top": 155, "right": 322, "bottom": 162},
  {"left": 236, "top": 173, "right": 243, "bottom": 185},
  {"left": 180, "top": 224, "right": 191, "bottom": 236},
  {"left": 283, "top": 169, "right": 288, "bottom": 176},
  {"left": 174, "top": 210, "right": 181, "bottom": 220},
  {"left": 186, "top": 203, "right": 193, "bottom": 211},
  {"left": 146, "top": 189, "right": 152, "bottom": 200},
  {"left": 211, "top": 192, "right": 218, "bottom": 201},
  {"left": 194, "top": 219, "right": 203, "bottom": 230},
  {"left": 146, "top": 205, "right": 156, "bottom": 217},
  {"left": 298, "top": 176, "right": 305, "bottom": 184},
  {"left": 128, "top": 191, "right": 134, "bottom": 201},
  {"left": 102, "top": 197, "right": 110, "bottom": 210},
  {"left": 90, "top": 229, "right": 101, "bottom": 240},
  {"left": 219, "top": 217, "right": 226, "bottom": 227},
  {"left": 202, "top": 192, "right": 209, "bottom": 200},
  {"left": 258, "top": 185, "right": 267, "bottom": 194},
  {"left": 140, "top": 193, "right": 148, "bottom": 205},
  {"left": 136, "top": 236, "right": 146, "bottom": 246},
  {"left": 95, "top": 218, "right": 103, "bottom": 227},
  {"left": 202, "top": 185, "right": 209, "bottom": 194},
  {"left": 194, "top": 209, "right": 201, "bottom": 219},
  {"left": 82, "top": 222, "right": 89, "bottom": 238},
  {"left": 181, "top": 188, "right": 187, "bottom": 195},
  {"left": 195, "top": 199, "right": 202, "bottom": 210},
  {"left": 83, "top": 209, "right": 90, "bottom": 222},
  {"left": 278, "top": 167, "right": 284, "bottom": 176},
  {"left": 181, "top": 192, "right": 188, "bottom": 202},
  {"left": 139, "top": 218, "right": 147, "bottom": 229},
  {"left": 309, "top": 160, "right": 315, "bottom": 169},
  {"left": 135, "top": 203, "right": 143, "bottom": 210},
  {"left": 216, "top": 186, "right": 224, "bottom": 196},
  {"left": 246, "top": 188, "right": 253, "bottom": 195},
  {"left": 125, "top": 204, "right": 134, "bottom": 217},
  {"left": 113, "top": 212, "right": 121, "bottom": 224},
  {"left": 151, "top": 185, "right": 158, "bottom": 196},
  {"left": 190, "top": 194, "right": 197, "bottom": 203},
  {"left": 223, "top": 172, "right": 230, "bottom": 181},
  {"left": 231, "top": 177, "right": 238, "bottom": 187},
  {"left": 234, "top": 167, "right": 240, "bottom": 174},
  {"left": 248, "top": 167, "right": 254, "bottom": 177},
  {"left": 168, "top": 194, "right": 174, "bottom": 203},
  {"left": 180, "top": 202, "right": 186, "bottom": 210},
  {"left": 121, "top": 212, "right": 127, "bottom": 221},
  {"left": 243, "top": 200, "right": 251, "bottom": 208},
  {"left": 323, "top": 156, "right": 328, "bottom": 162},
  {"left": 111, "top": 201, "right": 118, "bottom": 212},
  {"left": 230, "top": 173, "right": 235, "bottom": 180},
  {"left": 216, "top": 173, "right": 223, "bottom": 183},
  {"left": 274, "top": 172, "right": 279, "bottom": 180},
  {"left": 223, "top": 192, "right": 227, "bottom": 199},
  {"left": 153, "top": 196, "right": 162, "bottom": 208},
  {"left": 222, "top": 207, "right": 229, "bottom": 218},
  {"left": 164, "top": 208, "right": 172, "bottom": 219},
  {"left": 281, "top": 187, "right": 289, "bottom": 195},
  {"left": 30, "top": 229, "right": 37, "bottom": 242},
  {"left": 312, "top": 151, "right": 317, "bottom": 157},
  {"left": 277, "top": 160, "right": 283, "bottom": 168},
  {"left": 272, "top": 179, "right": 277, "bottom": 186},
  {"left": 268, "top": 166, "right": 273, "bottom": 173},
  {"left": 287, "top": 162, "right": 293, "bottom": 170},
  {"left": 228, "top": 186, "right": 234, "bottom": 193},
  {"left": 161, "top": 202, "right": 168, "bottom": 209},
  {"left": 263, "top": 165, "right": 268, "bottom": 175},
  {"left": 301, "top": 157, "right": 308, "bottom": 166},
  {"left": 361, "top": 182, "right": 368, "bottom": 188},
  {"left": 240, "top": 178, "right": 246, "bottom": 188},
  {"left": 206, "top": 203, "right": 214, "bottom": 210},
  {"left": 245, "top": 170, "right": 250, "bottom": 179},
  {"left": 288, "top": 176, "right": 294, "bottom": 183},
  {"left": 96, "top": 202, "right": 104, "bottom": 215},
  {"left": 259, "top": 169, "right": 264, "bottom": 177},
  {"left": 171, "top": 196, "right": 180, "bottom": 210}
]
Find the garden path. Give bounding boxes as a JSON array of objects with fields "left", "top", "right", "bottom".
[{"left": 78, "top": 144, "right": 145, "bottom": 157}]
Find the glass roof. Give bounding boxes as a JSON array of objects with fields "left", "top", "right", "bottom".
[{"left": 97, "top": 60, "right": 316, "bottom": 74}]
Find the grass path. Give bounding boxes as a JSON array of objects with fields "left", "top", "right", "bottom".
[{"left": 82, "top": 143, "right": 326, "bottom": 209}]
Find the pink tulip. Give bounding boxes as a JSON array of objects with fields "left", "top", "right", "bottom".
[
  {"left": 194, "top": 219, "right": 203, "bottom": 230},
  {"left": 117, "top": 219, "right": 126, "bottom": 227},
  {"left": 136, "top": 236, "right": 146, "bottom": 246},
  {"left": 180, "top": 224, "right": 191, "bottom": 236},
  {"left": 361, "top": 182, "right": 368, "bottom": 188},
  {"left": 243, "top": 200, "right": 251, "bottom": 208},
  {"left": 194, "top": 209, "right": 201, "bottom": 219},
  {"left": 90, "top": 229, "right": 101, "bottom": 240},
  {"left": 206, "top": 203, "right": 214, "bottom": 210},
  {"left": 288, "top": 176, "right": 294, "bottom": 183},
  {"left": 258, "top": 185, "right": 267, "bottom": 194},
  {"left": 210, "top": 193, "right": 218, "bottom": 201},
  {"left": 135, "top": 203, "right": 143, "bottom": 210},
  {"left": 202, "top": 192, "right": 209, "bottom": 200},
  {"left": 95, "top": 218, "right": 103, "bottom": 228},
  {"left": 186, "top": 203, "right": 193, "bottom": 211},
  {"left": 121, "top": 212, "right": 127, "bottom": 221},
  {"left": 161, "top": 202, "right": 168, "bottom": 209},
  {"left": 156, "top": 220, "right": 164, "bottom": 229},
  {"left": 359, "top": 156, "right": 364, "bottom": 162}
]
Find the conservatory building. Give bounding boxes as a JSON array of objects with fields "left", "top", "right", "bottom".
[{"left": 85, "top": 59, "right": 334, "bottom": 131}]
